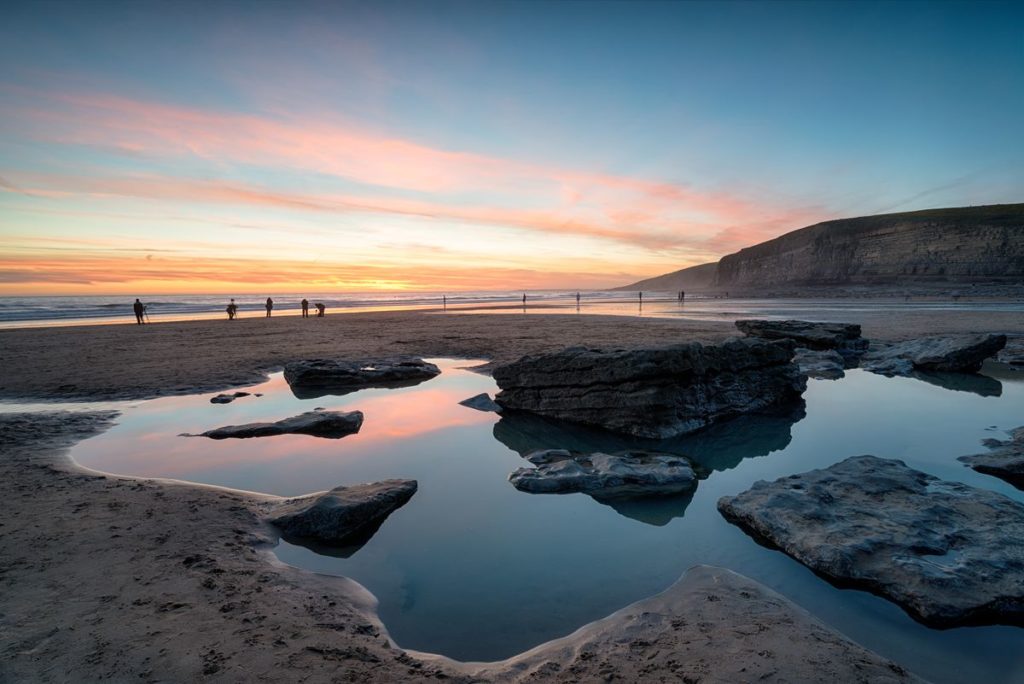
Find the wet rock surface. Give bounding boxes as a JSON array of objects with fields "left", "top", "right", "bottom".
[
  {"left": 959, "top": 426, "right": 1024, "bottom": 489},
  {"left": 209, "top": 391, "right": 251, "bottom": 404},
  {"left": 268, "top": 479, "right": 417, "bottom": 545},
  {"left": 718, "top": 455, "right": 1024, "bottom": 627},
  {"left": 492, "top": 339, "right": 806, "bottom": 438},
  {"left": 509, "top": 449, "right": 697, "bottom": 498},
  {"left": 735, "top": 319, "right": 868, "bottom": 356},
  {"left": 458, "top": 393, "right": 502, "bottom": 413},
  {"left": 861, "top": 334, "right": 1007, "bottom": 376},
  {"left": 284, "top": 357, "right": 440, "bottom": 399},
  {"left": 997, "top": 337, "right": 1024, "bottom": 367},
  {"left": 199, "top": 409, "right": 363, "bottom": 439},
  {"left": 793, "top": 348, "right": 847, "bottom": 379}
]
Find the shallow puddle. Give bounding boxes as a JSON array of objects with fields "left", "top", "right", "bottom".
[{"left": 60, "top": 358, "right": 1024, "bottom": 682}]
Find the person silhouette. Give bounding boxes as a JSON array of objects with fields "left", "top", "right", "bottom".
[
  {"left": 301, "top": 298, "right": 309, "bottom": 318},
  {"left": 226, "top": 298, "right": 237, "bottom": 320},
  {"left": 443, "top": 295, "right": 447, "bottom": 311},
  {"left": 315, "top": 302, "right": 325, "bottom": 317},
  {"left": 576, "top": 291, "right": 580, "bottom": 308},
  {"left": 133, "top": 298, "right": 145, "bottom": 325},
  {"left": 265, "top": 297, "right": 273, "bottom": 317}
]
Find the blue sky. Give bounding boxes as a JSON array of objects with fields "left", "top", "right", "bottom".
[{"left": 1, "top": 0, "right": 1021, "bottom": 293}]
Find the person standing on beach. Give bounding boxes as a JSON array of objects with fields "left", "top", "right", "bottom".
[
  {"left": 576, "top": 292, "right": 581, "bottom": 307},
  {"left": 265, "top": 297, "right": 273, "bottom": 317},
  {"left": 443, "top": 295, "right": 447, "bottom": 311},
  {"left": 226, "top": 298, "right": 237, "bottom": 320},
  {"left": 301, "top": 298, "right": 309, "bottom": 318},
  {"left": 522, "top": 293, "right": 526, "bottom": 308},
  {"left": 133, "top": 298, "right": 145, "bottom": 325}
]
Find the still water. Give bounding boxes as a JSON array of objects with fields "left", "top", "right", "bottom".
[{"left": 65, "top": 359, "right": 1024, "bottom": 682}]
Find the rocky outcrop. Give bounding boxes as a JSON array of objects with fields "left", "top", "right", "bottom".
[
  {"left": 492, "top": 339, "right": 806, "bottom": 439},
  {"left": 210, "top": 391, "right": 251, "bottom": 404},
  {"left": 268, "top": 479, "right": 417, "bottom": 545},
  {"left": 199, "top": 409, "right": 363, "bottom": 439},
  {"left": 509, "top": 449, "right": 697, "bottom": 498},
  {"left": 718, "top": 455, "right": 1024, "bottom": 627},
  {"left": 735, "top": 319, "right": 868, "bottom": 355},
  {"left": 284, "top": 357, "right": 440, "bottom": 399},
  {"left": 959, "top": 427, "right": 1024, "bottom": 489},
  {"left": 997, "top": 337, "right": 1024, "bottom": 367},
  {"left": 793, "top": 348, "right": 847, "bottom": 379},
  {"left": 715, "top": 204, "right": 1024, "bottom": 288},
  {"left": 861, "top": 334, "right": 1006, "bottom": 376},
  {"left": 458, "top": 393, "right": 502, "bottom": 413}
]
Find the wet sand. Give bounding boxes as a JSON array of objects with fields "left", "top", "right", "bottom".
[{"left": 1, "top": 305, "right": 1016, "bottom": 681}]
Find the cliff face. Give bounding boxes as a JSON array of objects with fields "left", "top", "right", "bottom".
[
  {"left": 714, "top": 204, "right": 1024, "bottom": 288},
  {"left": 615, "top": 262, "right": 716, "bottom": 291}
]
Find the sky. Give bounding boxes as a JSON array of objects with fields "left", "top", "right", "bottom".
[{"left": 1, "top": 0, "right": 1022, "bottom": 296}]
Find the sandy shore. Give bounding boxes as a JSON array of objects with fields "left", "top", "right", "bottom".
[
  {"left": 2, "top": 307, "right": 1022, "bottom": 401},
  {"left": 3, "top": 305, "right": 1014, "bottom": 681}
]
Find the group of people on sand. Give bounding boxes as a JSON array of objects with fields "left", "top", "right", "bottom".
[{"left": 226, "top": 298, "right": 326, "bottom": 320}]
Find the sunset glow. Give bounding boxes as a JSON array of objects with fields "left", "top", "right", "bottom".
[{"left": 1, "top": 1, "right": 1021, "bottom": 295}]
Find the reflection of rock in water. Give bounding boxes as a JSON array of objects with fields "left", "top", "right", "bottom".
[
  {"left": 493, "top": 402, "right": 806, "bottom": 476},
  {"left": 910, "top": 371, "right": 1002, "bottom": 397},
  {"left": 593, "top": 491, "right": 695, "bottom": 526}
]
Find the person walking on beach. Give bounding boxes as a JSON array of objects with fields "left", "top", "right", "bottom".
[
  {"left": 522, "top": 293, "right": 527, "bottom": 309},
  {"left": 301, "top": 298, "right": 309, "bottom": 318},
  {"left": 315, "top": 302, "right": 326, "bottom": 317},
  {"left": 265, "top": 297, "right": 273, "bottom": 317},
  {"left": 133, "top": 298, "right": 145, "bottom": 325},
  {"left": 226, "top": 298, "right": 237, "bottom": 320}
]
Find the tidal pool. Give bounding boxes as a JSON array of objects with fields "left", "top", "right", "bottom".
[{"left": 65, "top": 359, "right": 1024, "bottom": 683}]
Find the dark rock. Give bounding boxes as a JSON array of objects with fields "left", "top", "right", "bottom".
[
  {"left": 269, "top": 480, "right": 417, "bottom": 545},
  {"left": 209, "top": 391, "right": 251, "bottom": 404},
  {"left": 458, "top": 393, "right": 502, "bottom": 413},
  {"left": 510, "top": 449, "right": 697, "bottom": 498},
  {"left": 284, "top": 357, "right": 441, "bottom": 399},
  {"left": 959, "top": 426, "right": 1024, "bottom": 489},
  {"left": 492, "top": 338, "right": 806, "bottom": 439},
  {"left": 861, "top": 334, "right": 1006, "bottom": 376},
  {"left": 997, "top": 338, "right": 1024, "bottom": 367},
  {"left": 735, "top": 319, "right": 868, "bottom": 355},
  {"left": 199, "top": 409, "right": 363, "bottom": 439},
  {"left": 793, "top": 348, "right": 846, "bottom": 380},
  {"left": 718, "top": 455, "right": 1024, "bottom": 627}
]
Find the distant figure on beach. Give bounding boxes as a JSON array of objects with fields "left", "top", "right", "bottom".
[
  {"left": 265, "top": 297, "right": 273, "bottom": 317},
  {"left": 522, "top": 293, "right": 526, "bottom": 306},
  {"left": 576, "top": 291, "right": 581, "bottom": 307},
  {"left": 301, "top": 298, "right": 309, "bottom": 318},
  {"left": 315, "top": 302, "right": 326, "bottom": 317},
  {"left": 443, "top": 295, "right": 447, "bottom": 311},
  {"left": 639, "top": 291, "right": 643, "bottom": 304},
  {"left": 678, "top": 290, "right": 686, "bottom": 302},
  {"left": 226, "top": 298, "right": 237, "bottom": 320},
  {"left": 133, "top": 298, "right": 145, "bottom": 325}
]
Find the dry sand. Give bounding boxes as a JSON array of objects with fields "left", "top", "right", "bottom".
[{"left": 3, "top": 306, "right": 1010, "bottom": 682}]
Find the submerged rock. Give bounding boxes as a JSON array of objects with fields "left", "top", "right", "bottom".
[
  {"left": 510, "top": 449, "right": 697, "bottom": 498},
  {"left": 492, "top": 338, "right": 806, "bottom": 439},
  {"left": 199, "top": 409, "right": 363, "bottom": 439},
  {"left": 735, "top": 319, "right": 868, "bottom": 359},
  {"left": 718, "top": 455, "right": 1024, "bottom": 627},
  {"left": 284, "top": 357, "right": 441, "bottom": 399},
  {"left": 269, "top": 479, "right": 417, "bottom": 545},
  {"left": 459, "top": 393, "right": 502, "bottom": 413},
  {"left": 861, "top": 334, "right": 1006, "bottom": 376},
  {"left": 209, "top": 391, "right": 251, "bottom": 404},
  {"left": 793, "top": 348, "right": 846, "bottom": 380},
  {"left": 959, "top": 426, "right": 1024, "bottom": 489}
]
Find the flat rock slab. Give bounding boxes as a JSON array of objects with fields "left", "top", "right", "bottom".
[
  {"left": 199, "top": 409, "right": 363, "bottom": 439},
  {"left": 862, "top": 334, "right": 1006, "bottom": 376},
  {"left": 284, "top": 357, "right": 441, "bottom": 398},
  {"left": 959, "top": 426, "right": 1024, "bottom": 489},
  {"left": 268, "top": 479, "right": 417, "bottom": 545},
  {"left": 997, "top": 338, "right": 1024, "bottom": 367},
  {"left": 718, "top": 455, "right": 1024, "bottom": 627},
  {"left": 458, "top": 393, "right": 502, "bottom": 413},
  {"left": 736, "top": 319, "right": 868, "bottom": 356},
  {"left": 210, "top": 391, "right": 251, "bottom": 404},
  {"left": 493, "top": 338, "right": 806, "bottom": 438},
  {"left": 509, "top": 449, "right": 697, "bottom": 498},
  {"left": 794, "top": 348, "right": 846, "bottom": 379}
]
